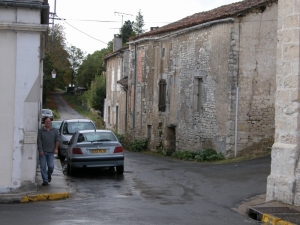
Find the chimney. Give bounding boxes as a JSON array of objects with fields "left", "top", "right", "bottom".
[
  {"left": 150, "top": 27, "right": 159, "bottom": 31},
  {"left": 113, "top": 34, "right": 122, "bottom": 52}
]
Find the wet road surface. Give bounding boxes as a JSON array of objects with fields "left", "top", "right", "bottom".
[{"left": 0, "top": 150, "right": 270, "bottom": 225}]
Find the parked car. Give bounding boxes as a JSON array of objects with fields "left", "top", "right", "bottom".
[
  {"left": 51, "top": 120, "right": 62, "bottom": 130},
  {"left": 58, "top": 119, "right": 96, "bottom": 161},
  {"left": 66, "top": 129, "right": 124, "bottom": 175},
  {"left": 42, "top": 109, "right": 53, "bottom": 122}
]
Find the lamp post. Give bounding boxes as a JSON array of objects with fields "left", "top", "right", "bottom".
[{"left": 51, "top": 69, "right": 56, "bottom": 79}]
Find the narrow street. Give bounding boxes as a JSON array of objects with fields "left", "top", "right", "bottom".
[{"left": 0, "top": 91, "right": 270, "bottom": 225}]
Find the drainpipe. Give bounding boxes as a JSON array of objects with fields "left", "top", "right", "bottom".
[
  {"left": 234, "top": 19, "right": 241, "bottom": 157},
  {"left": 234, "top": 87, "right": 239, "bottom": 157},
  {"left": 133, "top": 43, "right": 137, "bottom": 141}
]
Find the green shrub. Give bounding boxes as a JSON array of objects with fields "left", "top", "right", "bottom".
[
  {"left": 171, "top": 149, "right": 224, "bottom": 162},
  {"left": 126, "top": 138, "right": 148, "bottom": 152},
  {"left": 114, "top": 133, "right": 125, "bottom": 146}
]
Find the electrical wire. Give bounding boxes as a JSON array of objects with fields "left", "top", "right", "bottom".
[{"left": 55, "top": 15, "right": 108, "bottom": 45}]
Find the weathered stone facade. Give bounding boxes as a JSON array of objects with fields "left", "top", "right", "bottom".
[
  {"left": 125, "top": 1, "right": 278, "bottom": 155},
  {"left": 103, "top": 46, "right": 129, "bottom": 135}
]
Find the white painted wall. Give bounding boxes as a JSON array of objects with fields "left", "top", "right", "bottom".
[
  {"left": 0, "top": 29, "right": 16, "bottom": 188},
  {"left": 0, "top": 6, "right": 47, "bottom": 192}
]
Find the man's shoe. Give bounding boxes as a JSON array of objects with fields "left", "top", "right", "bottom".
[
  {"left": 42, "top": 181, "right": 48, "bottom": 186},
  {"left": 48, "top": 175, "right": 51, "bottom": 183}
]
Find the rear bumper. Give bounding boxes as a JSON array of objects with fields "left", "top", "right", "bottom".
[{"left": 69, "top": 156, "right": 124, "bottom": 168}]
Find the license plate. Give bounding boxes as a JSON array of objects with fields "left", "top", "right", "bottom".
[{"left": 92, "top": 149, "right": 107, "bottom": 153}]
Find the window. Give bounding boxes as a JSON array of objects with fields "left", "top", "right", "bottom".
[
  {"left": 108, "top": 106, "right": 111, "bottom": 124},
  {"left": 147, "top": 125, "right": 152, "bottom": 141},
  {"left": 194, "top": 77, "right": 203, "bottom": 112},
  {"left": 161, "top": 48, "right": 165, "bottom": 57},
  {"left": 159, "top": 79, "right": 167, "bottom": 112}
]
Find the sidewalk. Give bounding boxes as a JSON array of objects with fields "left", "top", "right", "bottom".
[
  {"left": 0, "top": 157, "right": 69, "bottom": 204},
  {"left": 236, "top": 194, "right": 300, "bottom": 225}
]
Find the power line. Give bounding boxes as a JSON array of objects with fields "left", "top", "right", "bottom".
[
  {"left": 66, "top": 19, "right": 120, "bottom": 22},
  {"left": 55, "top": 15, "right": 108, "bottom": 45}
]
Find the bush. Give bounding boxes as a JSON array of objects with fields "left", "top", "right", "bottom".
[
  {"left": 126, "top": 138, "right": 148, "bottom": 152},
  {"left": 171, "top": 149, "right": 224, "bottom": 162},
  {"left": 113, "top": 133, "right": 148, "bottom": 152},
  {"left": 126, "top": 138, "right": 147, "bottom": 152},
  {"left": 114, "top": 133, "right": 125, "bottom": 146}
]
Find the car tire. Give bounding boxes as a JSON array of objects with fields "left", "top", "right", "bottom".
[
  {"left": 116, "top": 165, "right": 124, "bottom": 175},
  {"left": 67, "top": 162, "right": 76, "bottom": 176}
]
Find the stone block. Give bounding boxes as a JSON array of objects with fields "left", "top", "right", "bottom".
[
  {"left": 283, "top": 44, "right": 300, "bottom": 61},
  {"left": 276, "top": 89, "right": 290, "bottom": 103},
  {"left": 290, "top": 89, "right": 300, "bottom": 102},
  {"left": 284, "top": 75, "right": 300, "bottom": 88},
  {"left": 266, "top": 174, "right": 295, "bottom": 204},
  {"left": 284, "top": 15, "right": 300, "bottom": 29}
]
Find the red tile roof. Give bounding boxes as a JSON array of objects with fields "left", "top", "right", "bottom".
[{"left": 130, "top": 0, "right": 276, "bottom": 41}]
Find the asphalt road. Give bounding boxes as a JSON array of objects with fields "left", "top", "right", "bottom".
[
  {"left": 0, "top": 152, "right": 270, "bottom": 225},
  {"left": 52, "top": 91, "right": 87, "bottom": 120},
  {"left": 0, "top": 91, "right": 270, "bottom": 225}
]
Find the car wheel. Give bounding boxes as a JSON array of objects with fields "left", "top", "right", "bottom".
[
  {"left": 67, "top": 162, "right": 76, "bottom": 176},
  {"left": 116, "top": 165, "right": 124, "bottom": 175}
]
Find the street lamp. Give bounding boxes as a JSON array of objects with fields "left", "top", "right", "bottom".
[{"left": 51, "top": 69, "right": 56, "bottom": 79}]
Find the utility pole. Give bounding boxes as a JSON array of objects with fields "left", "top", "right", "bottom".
[
  {"left": 49, "top": 0, "right": 57, "bottom": 41},
  {"left": 114, "top": 11, "right": 133, "bottom": 27}
]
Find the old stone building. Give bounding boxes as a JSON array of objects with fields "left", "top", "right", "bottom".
[
  {"left": 123, "top": 0, "right": 278, "bottom": 156},
  {"left": 104, "top": 0, "right": 300, "bottom": 206},
  {"left": 103, "top": 35, "right": 129, "bottom": 134}
]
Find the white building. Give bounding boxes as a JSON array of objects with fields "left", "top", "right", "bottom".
[{"left": 0, "top": 0, "right": 48, "bottom": 193}]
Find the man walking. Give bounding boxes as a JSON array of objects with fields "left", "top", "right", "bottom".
[{"left": 37, "top": 117, "right": 60, "bottom": 186}]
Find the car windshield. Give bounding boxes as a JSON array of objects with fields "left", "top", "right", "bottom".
[
  {"left": 42, "top": 109, "right": 52, "bottom": 114},
  {"left": 77, "top": 132, "right": 117, "bottom": 143},
  {"left": 52, "top": 122, "right": 62, "bottom": 129},
  {"left": 62, "top": 122, "right": 95, "bottom": 135}
]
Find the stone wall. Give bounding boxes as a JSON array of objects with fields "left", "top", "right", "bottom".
[
  {"left": 104, "top": 49, "right": 129, "bottom": 134},
  {"left": 127, "top": 2, "right": 278, "bottom": 155},
  {"left": 237, "top": 4, "right": 278, "bottom": 154}
]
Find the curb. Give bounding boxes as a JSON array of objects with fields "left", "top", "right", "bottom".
[
  {"left": 21, "top": 192, "right": 69, "bottom": 203},
  {"left": 248, "top": 207, "right": 297, "bottom": 225}
]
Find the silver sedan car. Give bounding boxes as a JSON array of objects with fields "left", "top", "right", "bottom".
[{"left": 66, "top": 130, "right": 124, "bottom": 175}]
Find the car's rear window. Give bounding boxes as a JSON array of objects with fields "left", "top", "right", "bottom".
[
  {"left": 77, "top": 132, "right": 117, "bottom": 143},
  {"left": 62, "top": 122, "right": 95, "bottom": 135}
]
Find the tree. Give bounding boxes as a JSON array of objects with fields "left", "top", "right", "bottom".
[
  {"left": 43, "top": 24, "right": 72, "bottom": 104},
  {"left": 67, "top": 45, "right": 85, "bottom": 86},
  {"left": 76, "top": 45, "right": 113, "bottom": 89},
  {"left": 88, "top": 74, "right": 106, "bottom": 111},
  {"left": 133, "top": 9, "right": 146, "bottom": 35},
  {"left": 120, "top": 20, "right": 135, "bottom": 44}
]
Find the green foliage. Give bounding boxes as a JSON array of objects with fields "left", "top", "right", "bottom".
[
  {"left": 68, "top": 45, "right": 86, "bottom": 86},
  {"left": 84, "top": 74, "right": 106, "bottom": 111},
  {"left": 120, "top": 20, "right": 135, "bottom": 44},
  {"left": 171, "top": 149, "right": 224, "bottom": 162},
  {"left": 126, "top": 138, "right": 148, "bottom": 152},
  {"left": 77, "top": 49, "right": 108, "bottom": 88},
  {"left": 133, "top": 9, "right": 146, "bottom": 35},
  {"left": 114, "top": 133, "right": 125, "bottom": 145},
  {"left": 113, "top": 133, "right": 147, "bottom": 152}
]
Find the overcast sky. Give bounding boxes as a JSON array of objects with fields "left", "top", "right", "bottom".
[{"left": 48, "top": 0, "right": 239, "bottom": 55}]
